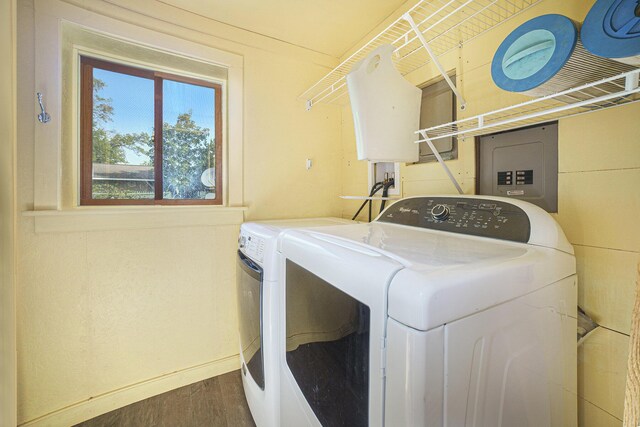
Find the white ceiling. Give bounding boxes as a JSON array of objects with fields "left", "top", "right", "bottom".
[{"left": 159, "top": 0, "right": 409, "bottom": 57}]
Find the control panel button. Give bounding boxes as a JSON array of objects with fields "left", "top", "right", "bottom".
[{"left": 431, "top": 204, "right": 450, "bottom": 221}]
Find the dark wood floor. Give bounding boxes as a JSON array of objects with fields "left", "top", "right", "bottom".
[{"left": 75, "top": 370, "right": 256, "bottom": 427}]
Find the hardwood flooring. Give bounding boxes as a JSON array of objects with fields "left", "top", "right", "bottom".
[{"left": 75, "top": 370, "right": 256, "bottom": 427}]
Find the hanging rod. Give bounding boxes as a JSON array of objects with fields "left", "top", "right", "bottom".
[{"left": 419, "top": 131, "right": 465, "bottom": 194}]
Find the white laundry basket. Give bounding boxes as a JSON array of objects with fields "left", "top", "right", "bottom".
[{"left": 346, "top": 45, "right": 421, "bottom": 163}]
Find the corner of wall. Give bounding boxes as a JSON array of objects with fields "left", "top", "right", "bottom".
[{"left": 1, "top": 0, "right": 18, "bottom": 425}]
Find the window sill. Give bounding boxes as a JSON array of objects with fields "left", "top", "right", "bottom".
[{"left": 23, "top": 205, "right": 247, "bottom": 233}]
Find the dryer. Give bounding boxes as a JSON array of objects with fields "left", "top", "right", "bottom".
[
  {"left": 236, "top": 217, "right": 354, "bottom": 427},
  {"left": 278, "top": 196, "right": 577, "bottom": 427}
]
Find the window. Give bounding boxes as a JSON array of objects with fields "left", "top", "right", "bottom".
[
  {"left": 414, "top": 75, "right": 457, "bottom": 164},
  {"left": 80, "top": 56, "right": 222, "bottom": 205}
]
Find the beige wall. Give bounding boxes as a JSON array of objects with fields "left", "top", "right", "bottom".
[
  {"left": 341, "top": 1, "right": 637, "bottom": 425},
  {"left": 16, "top": 0, "right": 343, "bottom": 425},
  {"left": 16, "top": 0, "right": 638, "bottom": 425},
  {"left": 558, "top": 105, "right": 639, "bottom": 427},
  {"left": 1, "top": 0, "right": 18, "bottom": 425}
]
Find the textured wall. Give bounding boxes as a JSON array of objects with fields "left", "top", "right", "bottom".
[
  {"left": 0, "top": 0, "right": 17, "bottom": 425},
  {"left": 558, "top": 104, "right": 639, "bottom": 427},
  {"left": 16, "top": 0, "right": 343, "bottom": 424}
]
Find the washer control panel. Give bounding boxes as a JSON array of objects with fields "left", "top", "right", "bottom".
[
  {"left": 378, "top": 197, "right": 531, "bottom": 243},
  {"left": 238, "top": 230, "right": 266, "bottom": 263}
]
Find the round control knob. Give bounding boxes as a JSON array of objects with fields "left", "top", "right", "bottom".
[{"left": 431, "top": 204, "right": 450, "bottom": 221}]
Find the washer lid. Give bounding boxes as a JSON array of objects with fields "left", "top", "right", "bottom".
[
  {"left": 279, "top": 220, "right": 575, "bottom": 332},
  {"left": 279, "top": 226, "right": 405, "bottom": 307},
  {"left": 387, "top": 244, "right": 575, "bottom": 331},
  {"left": 283, "top": 221, "right": 533, "bottom": 269},
  {"left": 582, "top": 0, "right": 640, "bottom": 59},
  {"left": 491, "top": 14, "right": 578, "bottom": 92}
]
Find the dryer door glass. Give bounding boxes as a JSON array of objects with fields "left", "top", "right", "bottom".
[
  {"left": 237, "top": 250, "right": 264, "bottom": 389},
  {"left": 285, "top": 260, "right": 370, "bottom": 426}
]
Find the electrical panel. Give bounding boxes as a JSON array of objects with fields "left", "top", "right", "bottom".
[
  {"left": 478, "top": 123, "right": 558, "bottom": 212},
  {"left": 415, "top": 76, "right": 457, "bottom": 164}
]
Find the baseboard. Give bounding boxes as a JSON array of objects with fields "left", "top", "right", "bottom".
[{"left": 19, "top": 354, "right": 240, "bottom": 427}]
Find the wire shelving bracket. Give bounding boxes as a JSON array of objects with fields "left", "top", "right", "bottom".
[{"left": 403, "top": 12, "right": 467, "bottom": 110}]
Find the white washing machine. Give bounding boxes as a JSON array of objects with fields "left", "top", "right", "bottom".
[
  {"left": 236, "top": 217, "right": 354, "bottom": 427},
  {"left": 278, "top": 195, "right": 577, "bottom": 427}
]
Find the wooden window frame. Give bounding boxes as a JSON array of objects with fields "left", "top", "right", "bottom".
[{"left": 80, "top": 56, "right": 223, "bottom": 206}]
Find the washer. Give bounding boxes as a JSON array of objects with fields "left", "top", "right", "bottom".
[
  {"left": 236, "top": 217, "right": 354, "bottom": 427},
  {"left": 278, "top": 196, "right": 577, "bottom": 427}
]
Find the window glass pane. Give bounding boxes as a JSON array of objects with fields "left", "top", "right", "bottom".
[
  {"left": 91, "top": 68, "right": 154, "bottom": 199},
  {"left": 162, "top": 79, "right": 216, "bottom": 200}
]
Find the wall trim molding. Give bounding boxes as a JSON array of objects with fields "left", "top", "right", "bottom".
[
  {"left": 19, "top": 354, "right": 240, "bottom": 427},
  {"left": 24, "top": 205, "right": 246, "bottom": 233}
]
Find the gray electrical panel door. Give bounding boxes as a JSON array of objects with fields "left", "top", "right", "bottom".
[
  {"left": 416, "top": 77, "right": 457, "bottom": 163},
  {"left": 478, "top": 123, "right": 558, "bottom": 212}
]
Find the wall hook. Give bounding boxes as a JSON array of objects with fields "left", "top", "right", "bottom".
[{"left": 37, "top": 92, "right": 51, "bottom": 124}]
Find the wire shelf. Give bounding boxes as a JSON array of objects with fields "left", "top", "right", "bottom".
[
  {"left": 416, "top": 70, "right": 640, "bottom": 142},
  {"left": 300, "top": 0, "right": 542, "bottom": 108}
]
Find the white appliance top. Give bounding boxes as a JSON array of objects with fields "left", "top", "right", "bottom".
[
  {"left": 278, "top": 196, "right": 576, "bottom": 331},
  {"left": 239, "top": 217, "right": 353, "bottom": 277}
]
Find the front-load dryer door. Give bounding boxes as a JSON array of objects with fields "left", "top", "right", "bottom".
[{"left": 278, "top": 229, "right": 403, "bottom": 427}]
